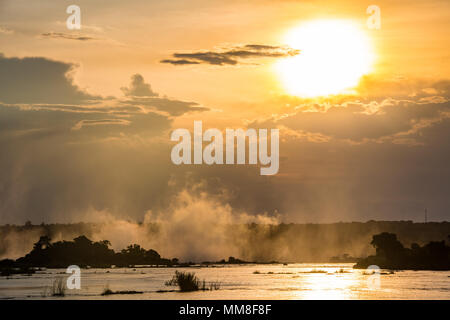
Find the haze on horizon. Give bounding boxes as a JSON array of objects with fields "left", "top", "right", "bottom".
[{"left": 0, "top": 0, "right": 449, "bottom": 225}]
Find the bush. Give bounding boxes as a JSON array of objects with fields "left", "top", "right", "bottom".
[
  {"left": 165, "top": 271, "right": 220, "bottom": 292},
  {"left": 101, "top": 288, "right": 142, "bottom": 295},
  {"left": 165, "top": 271, "right": 200, "bottom": 291},
  {"left": 51, "top": 277, "right": 66, "bottom": 297},
  {"left": 101, "top": 285, "right": 114, "bottom": 296}
]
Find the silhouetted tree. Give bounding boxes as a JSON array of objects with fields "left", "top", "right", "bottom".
[
  {"left": 371, "top": 232, "right": 405, "bottom": 261},
  {"left": 355, "top": 232, "right": 450, "bottom": 270},
  {"left": 33, "top": 236, "right": 52, "bottom": 251},
  {"left": 5, "top": 235, "right": 174, "bottom": 268}
]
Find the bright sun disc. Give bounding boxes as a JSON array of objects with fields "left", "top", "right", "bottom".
[{"left": 276, "top": 19, "right": 375, "bottom": 97}]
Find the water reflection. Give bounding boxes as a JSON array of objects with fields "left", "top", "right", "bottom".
[
  {"left": 0, "top": 263, "right": 449, "bottom": 300},
  {"left": 296, "top": 268, "right": 361, "bottom": 299}
]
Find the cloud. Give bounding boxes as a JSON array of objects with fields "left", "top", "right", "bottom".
[
  {"left": 254, "top": 99, "right": 450, "bottom": 146},
  {"left": 248, "top": 76, "right": 450, "bottom": 145},
  {"left": 121, "top": 74, "right": 158, "bottom": 97},
  {"left": 0, "top": 102, "right": 171, "bottom": 141},
  {"left": 0, "top": 54, "right": 212, "bottom": 224},
  {"left": 161, "top": 44, "right": 300, "bottom": 66},
  {"left": 0, "top": 52, "right": 206, "bottom": 120},
  {"left": 160, "top": 59, "right": 200, "bottom": 65},
  {"left": 0, "top": 99, "right": 173, "bottom": 224},
  {"left": 71, "top": 119, "right": 131, "bottom": 131},
  {"left": 40, "top": 32, "right": 97, "bottom": 41},
  {"left": 123, "top": 97, "right": 209, "bottom": 116},
  {"left": 0, "top": 54, "right": 178, "bottom": 141},
  {"left": 0, "top": 53, "right": 100, "bottom": 104},
  {"left": 120, "top": 74, "right": 209, "bottom": 116},
  {"left": 1, "top": 50, "right": 449, "bottom": 225}
]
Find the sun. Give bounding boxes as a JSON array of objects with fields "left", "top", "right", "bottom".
[{"left": 275, "top": 19, "right": 375, "bottom": 97}]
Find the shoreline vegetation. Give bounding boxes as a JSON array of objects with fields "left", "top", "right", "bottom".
[
  {"left": 0, "top": 230, "right": 449, "bottom": 275},
  {"left": 1, "top": 221, "right": 449, "bottom": 265},
  {"left": 0, "top": 235, "right": 276, "bottom": 275},
  {"left": 165, "top": 271, "right": 221, "bottom": 292},
  {"left": 354, "top": 232, "right": 450, "bottom": 270},
  {"left": 101, "top": 285, "right": 143, "bottom": 296},
  {"left": 0, "top": 235, "right": 177, "bottom": 270}
]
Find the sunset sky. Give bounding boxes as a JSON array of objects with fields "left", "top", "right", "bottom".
[{"left": 0, "top": 0, "right": 449, "bottom": 223}]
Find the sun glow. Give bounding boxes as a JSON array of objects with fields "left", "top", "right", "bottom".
[{"left": 276, "top": 19, "right": 376, "bottom": 97}]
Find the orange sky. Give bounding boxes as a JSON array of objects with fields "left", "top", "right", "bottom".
[{"left": 0, "top": 0, "right": 449, "bottom": 223}]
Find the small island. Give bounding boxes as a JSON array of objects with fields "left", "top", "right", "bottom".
[
  {"left": 354, "top": 232, "right": 450, "bottom": 270},
  {"left": 0, "top": 235, "right": 261, "bottom": 275},
  {"left": 0, "top": 235, "right": 177, "bottom": 271}
]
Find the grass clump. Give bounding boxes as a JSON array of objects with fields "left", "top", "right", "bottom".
[
  {"left": 165, "top": 271, "right": 200, "bottom": 291},
  {"left": 102, "top": 288, "right": 114, "bottom": 296},
  {"left": 50, "top": 277, "right": 66, "bottom": 297},
  {"left": 102, "top": 289, "right": 143, "bottom": 296},
  {"left": 303, "top": 269, "right": 328, "bottom": 274},
  {"left": 165, "top": 271, "right": 220, "bottom": 292},
  {"left": 101, "top": 284, "right": 142, "bottom": 296},
  {"left": 253, "top": 270, "right": 293, "bottom": 275},
  {"left": 335, "top": 268, "right": 350, "bottom": 274}
]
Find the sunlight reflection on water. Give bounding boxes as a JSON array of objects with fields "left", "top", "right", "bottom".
[{"left": 0, "top": 263, "right": 449, "bottom": 300}]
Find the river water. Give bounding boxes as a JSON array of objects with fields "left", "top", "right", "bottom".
[{"left": 0, "top": 263, "right": 449, "bottom": 299}]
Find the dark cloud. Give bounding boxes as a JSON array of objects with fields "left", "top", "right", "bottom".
[
  {"left": 0, "top": 54, "right": 212, "bottom": 223},
  {"left": 0, "top": 103, "right": 171, "bottom": 141},
  {"left": 0, "top": 51, "right": 449, "bottom": 224},
  {"left": 0, "top": 53, "right": 100, "bottom": 104},
  {"left": 120, "top": 74, "right": 209, "bottom": 116},
  {"left": 0, "top": 98, "right": 174, "bottom": 224},
  {"left": 270, "top": 100, "right": 450, "bottom": 144},
  {"left": 40, "top": 32, "right": 96, "bottom": 41},
  {"left": 0, "top": 97, "right": 174, "bottom": 223},
  {"left": 0, "top": 53, "right": 207, "bottom": 117},
  {"left": 168, "top": 53, "right": 238, "bottom": 66},
  {"left": 161, "top": 44, "right": 300, "bottom": 66},
  {"left": 252, "top": 77, "right": 450, "bottom": 145},
  {"left": 160, "top": 59, "right": 200, "bottom": 65},
  {"left": 0, "top": 56, "right": 175, "bottom": 223},
  {"left": 227, "top": 81, "right": 450, "bottom": 221},
  {"left": 72, "top": 119, "right": 131, "bottom": 130},
  {"left": 121, "top": 74, "right": 158, "bottom": 97},
  {"left": 123, "top": 97, "right": 209, "bottom": 116}
]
